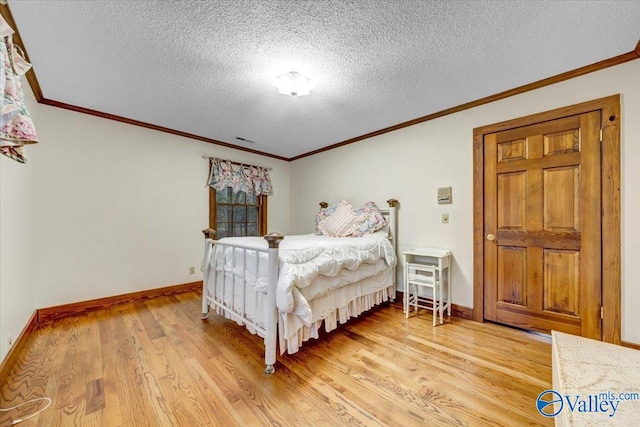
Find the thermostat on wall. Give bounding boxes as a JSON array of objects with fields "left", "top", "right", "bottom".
[{"left": 437, "top": 187, "right": 452, "bottom": 204}]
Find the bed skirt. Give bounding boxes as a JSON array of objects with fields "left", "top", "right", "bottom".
[
  {"left": 209, "top": 268, "right": 395, "bottom": 355},
  {"left": 279, "top": 268, "right": 395, "bottom": 354}
]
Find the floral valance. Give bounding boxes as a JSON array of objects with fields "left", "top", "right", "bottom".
[
  {"left": 0, "top": 12, "right": 38, "bottom": 163},
  {"left": 207, "top": 157, "right": 274, "bottom": 196}
]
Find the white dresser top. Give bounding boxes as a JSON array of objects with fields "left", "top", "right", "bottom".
[{"left": 552, "top": 331, "right": 640, "bottom": 426}]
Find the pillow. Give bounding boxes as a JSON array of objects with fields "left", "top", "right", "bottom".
[
  {"left": 351, "top": 201, "right": 388, "bottom": 237},
  {"left": 314, "top": 202, "right": 338, "bottom": 235},
  {"left": 318, "top": 201, "right": 363, "bottom": 237}
]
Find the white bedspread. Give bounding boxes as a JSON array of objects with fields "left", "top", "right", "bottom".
[{"left": 205, "top": 232, "right": 396, "bottom": 327}]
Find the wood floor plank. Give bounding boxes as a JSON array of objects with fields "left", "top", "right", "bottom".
[
  {"left": 181, "top": 356, "right": 247, "bottom": 426},
  {"left": 351, "top": 309, "right": 552, "bottom": 414},
  {"left": 0, "top": 291, "right": 554, "bottom": 426},
  {"left": 110, "top": 304, "right": 171, "bottom": 427},
  {"left": 85, "top": 378, "right": 105, "bottom": 415},
  {"left": 305, "top": 333, "right": 489, "bottom": 426},
  {"left": 155, "top": 336, "right": 238, "bottom": 427},
  {"left": 283, "top": 346, "right": 438, "bottom": 426},
  {"left": 359, "top": 327, "right": 542, "bottom": 412},
  {"left": 134, "top": 301, "right": 166, "bottom": 341},
  {"left": 277, "top": 355, "right": 388, "bottom": 427},
  {"left": 201, "top": 327, "right": 373, "bottom": 427},
  {"left": 98, "top": 307, "right": 124, "bottom": 427}
]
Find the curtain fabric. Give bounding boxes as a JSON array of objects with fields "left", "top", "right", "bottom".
[
  {"left": 0, "top": 13, "right": 38, "bottom": 163},
  {"left": 207, "top": 157, "right": 274, "bottom": 196}
]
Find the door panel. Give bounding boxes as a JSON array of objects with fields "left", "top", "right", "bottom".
[
  {"left": 484, "top": 111, "right": 602, "bottom": 339},
  {"left": 497, "top": 172, "right": 526, "bottom": 229},
  {"left": 544, "top": 128, "right": 580, "bottom": 156},
  {"left": 543, "top": 249, "right": 580, "bottom": 316},
  {"left": 498, "top": 138, "right": 527, "bottom": 162},
  {"left": 543, "top": 166, "right": 579, "bottom": 231},
  {"left": 497, "top": 246, "right": 527, "bottom": 306}
]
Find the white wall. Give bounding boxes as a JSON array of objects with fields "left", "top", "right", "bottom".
[
  {"left": 0, "top": 142, "right": 37, "bottom": 360},
  {"left": 23, "top": 88, "right": 290, "bottom": 310},
  {"left": 290, "top": 59, "right": 640, "bottom": 345}
]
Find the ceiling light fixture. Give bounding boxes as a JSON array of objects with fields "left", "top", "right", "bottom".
[{"left": 273, "top": 71, "right": 314, "bottom": 97}]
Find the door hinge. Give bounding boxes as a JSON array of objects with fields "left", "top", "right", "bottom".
[
  {"left": 600, "top": 129, "right": 603, "bottom": 142},
  {"left": 600, "top": 306, "right": 604, "bottom": 319}
]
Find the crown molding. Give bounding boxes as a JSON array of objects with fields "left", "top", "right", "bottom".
[
  {"left": 290, "top": 46, "right": 639, "bottom": 161},
  {"left": 3, "top": 1, "right": 640, "bottom": 163},
  {"left": 38, "top": 98, "right": 289, "bottom": 161}
]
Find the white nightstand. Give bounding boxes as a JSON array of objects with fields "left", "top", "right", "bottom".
[{"left": 402, "top": 247, "right": 452, "bottom": 325}]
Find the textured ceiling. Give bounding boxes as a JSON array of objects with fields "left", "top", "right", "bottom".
[{"left": 8, "top": 0, "right": 640, "bottom": 159}]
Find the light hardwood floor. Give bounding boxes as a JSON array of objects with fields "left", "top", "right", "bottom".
[{"left": 0, "top": 291, "right": 553, "bottom": 426}]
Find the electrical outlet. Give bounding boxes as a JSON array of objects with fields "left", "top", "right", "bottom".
[
  {"left": 189, "top": 266, "right": 196, "bottom": 275},
  {"left": 442, "top": 213, "right": 449, "bottom": 224}
]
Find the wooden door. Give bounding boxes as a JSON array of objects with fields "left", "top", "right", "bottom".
[{"left": 483, "top": 112, "right": 602, "bottom": 339}]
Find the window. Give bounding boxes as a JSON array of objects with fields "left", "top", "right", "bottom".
[
  {"left": 205, "top": 157, "right": 272, "bottom": 239},
  {"left": 209, "top": 187, "right": 267, "bottom": 238}
]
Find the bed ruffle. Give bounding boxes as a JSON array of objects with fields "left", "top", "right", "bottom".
[{"left": 278, "top": 270, "right": 395, "bottom": 354}]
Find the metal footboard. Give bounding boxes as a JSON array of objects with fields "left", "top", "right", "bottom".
[{"left": 201, "top": 229, "right": 283, "bottom": 374}]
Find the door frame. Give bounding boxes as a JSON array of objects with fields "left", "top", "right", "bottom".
[{"left": 472, "top": 94, "right": 621, "bottom": 343}]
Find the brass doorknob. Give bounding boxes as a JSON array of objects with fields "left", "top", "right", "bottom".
[{"left": 486, "top": 234, "right": 496, "bottom": 241}]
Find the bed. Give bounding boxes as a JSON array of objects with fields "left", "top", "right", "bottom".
[{"left": 200, "top": 199, "right": 398, "bottom": 374}]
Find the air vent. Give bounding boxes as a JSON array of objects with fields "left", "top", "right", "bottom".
[{"left": 235, "top": 137, "right": 255, "bottom": 144}]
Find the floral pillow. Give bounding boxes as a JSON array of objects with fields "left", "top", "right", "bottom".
[
  {"left": 351, "top": 201, "right": 387, "bottom": 237},
  {"left": 318, "top": 201, "right": 364, "bottom": 237}
]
